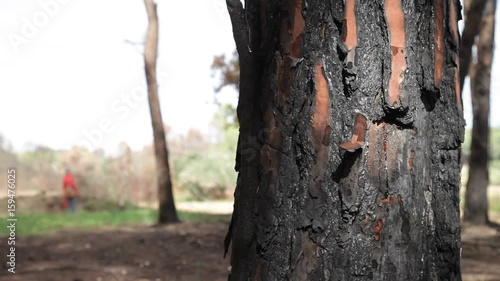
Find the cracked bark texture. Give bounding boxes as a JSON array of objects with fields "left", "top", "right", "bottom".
[{"left": 225, "top": 0, "right": 464, "bottom": 280}]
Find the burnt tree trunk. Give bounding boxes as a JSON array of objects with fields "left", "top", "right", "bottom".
[
  {"left": 464, "top": 0, "right": 496, "bottom": 225},
  {"left": 144, "top": 0, "right": 178, "bottom": 224},
  {"left": 225, "top": 0, "right": 464, "bottom": 279}
]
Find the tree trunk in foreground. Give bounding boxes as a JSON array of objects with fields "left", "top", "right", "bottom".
[
  {"left": 225, "top": 0, "right": 464, "bottom": 280},
  {"left": 144, "top": 0, "right": 178, "bottom": 224},
  {"left": 464, "top": 0, "right": 496, "bottom": 225}
]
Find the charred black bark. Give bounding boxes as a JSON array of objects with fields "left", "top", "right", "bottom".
[
  {"left": 225, "top": 0, "right": 263, "bottom": 279},
  {"left": 464, "top": 0, "right": 496, "bottom": 225},
  {"left": 226, "top": 0, "right": 463, "bottom": 280}
]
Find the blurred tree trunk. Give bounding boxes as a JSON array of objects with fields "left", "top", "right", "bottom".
[
  {"left": 225, "top": 0, "right": 463, "bottom": 280},
  {"left": 464, "top": 0, "right": 496, "bottom": 225},
  {"left": 144, "top": 0, "right": 178, "bottom": 224},
  {"left": 459, "top": 0, "right": 488, "bottom": 90}
]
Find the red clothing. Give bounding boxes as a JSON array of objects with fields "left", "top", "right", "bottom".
[
  {"left": 63, "top": 173, "right": 77, "bottom": 190},
  {"left": 62, "top": 173, "right": 78, "bottom": 209}
]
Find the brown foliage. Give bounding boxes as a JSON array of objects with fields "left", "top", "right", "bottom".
[{"left": 211, "top": 51, "right": 240, "bottom": 92}]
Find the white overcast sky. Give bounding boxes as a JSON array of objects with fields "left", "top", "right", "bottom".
[
  {"left": 0, "top": 0, "right": 499, "bottom": 155},
  {"left": 0, "top": 0, "right": 237, "bottom": 155}
]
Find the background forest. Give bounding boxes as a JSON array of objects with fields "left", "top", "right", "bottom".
[
  {"left": 0, "top": 113, "right": 239, "bottom": 205},
  {"left": 1, "top": 126, "right": 499, "bottom": 212}
]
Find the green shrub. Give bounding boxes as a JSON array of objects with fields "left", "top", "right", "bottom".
[
  {"left": 490, "top": 160, "right": 500, "bottom": 186},
  {"left": 462, "top": 128, "right": 500, "bottom": 161},
  {"left": 174, "top": 150, "right": 236, "bottom": 201},
  {"left": 462, "top": 128, "right": 500, "bottom": 186}
]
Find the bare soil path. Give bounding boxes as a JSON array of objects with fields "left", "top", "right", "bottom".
[
  {"left": 0, "top": 222, "right": 230, "bottom": 281},
  {"left": 0, "top": 190, "right": 499, "bottom": 280},
  {"left": 0, "top": 220, "right": 499, "bottom": 281}
]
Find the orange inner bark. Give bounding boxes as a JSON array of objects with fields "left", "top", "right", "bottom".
[
  {"left": 344, "top": 0, "right": 357, "bottom": 50},
  {"left": 385, "top": 0, "right": 407, "bottom": 106},
  {"left": 339, "top": 114, "right": 367, "bottom": 151},
  {"left": 313, "top": 63, "right": 330, "bottom": 146},
  {"left": 381, "top": 198, "right": 390, "bottom": 205},
  {"left": 385, "top": 0, "right": 406, "bottom": 47},
  {"left": 434, "top": 0, "right": 445, "bottom": 86},
  {"left": 310, "top": 62, "right": 330, "bottom": 190},
  {"left": 381, "top": 196, "right": 395, "bottom": 206},
  {"left": 352, "top": 114, "right": 367, "bottom": 142}
]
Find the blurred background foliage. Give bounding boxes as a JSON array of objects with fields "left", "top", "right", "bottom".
[
  {"left": 2, "top": 124, "right": 498, "bottom": 207},
  {"left": 462, "top": 127, "right": 500, "bottom": 185},
  {"left": 0, "top": 104, "right": 239, "bottom": 205}
]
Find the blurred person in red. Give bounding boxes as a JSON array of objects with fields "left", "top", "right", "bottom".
[{"left": 62, "top": 168, "right": 79, "bottom": 212}]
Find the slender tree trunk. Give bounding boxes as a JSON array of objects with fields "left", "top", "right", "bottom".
[
  {"left": 459, "top": 0, "right": 488, "bottom": 91},
  {"left": 225, "top": 0, "right": 463, "bottom": 280},
  {"left": 464, "top": 0, "right": 496, "bottom": 225},
  {"left": 144, "top": 0, "right": 178, "bottom": 224}
]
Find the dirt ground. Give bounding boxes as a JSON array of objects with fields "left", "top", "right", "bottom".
[
  {"left": 0, "top": 222, "right": 231, "bottom": 281},
  {"left": 0, "top": 191, "right": 499, "bottom": 280},
  {"left": 461, "top": 220, "right": 500, "bottom": 281},
  {"left": 0, "top": 220, "right": 498, "bottom": 281}
]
